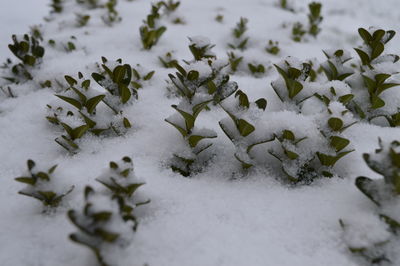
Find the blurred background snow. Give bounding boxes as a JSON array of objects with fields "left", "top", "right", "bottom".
[{"left": 0, "top": 0, "right": 48, "bottom": 61}]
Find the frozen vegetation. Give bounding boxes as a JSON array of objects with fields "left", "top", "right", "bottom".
[{"left": 1, "top": 0, "right": 400, "bottom": 265}]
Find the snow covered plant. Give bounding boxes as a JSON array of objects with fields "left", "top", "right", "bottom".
[
  {"left": 50, "top": 0, "right": 63, "bottom": 13},
  {"left": 315, "top": 102, "right": 355, "bottom": 177},
  {"left": 3, "top": 34, "right": 45, "bottom": 83},
  {"left": 158, "top": 0, "right": 180, "bottom": 13},
  {"left": 96, "top": 156, "right": 147, "bottom": 201},
  {"left": 321, "top": 49, "right": 354, "bottom": 81},
  {"left": 131, "top": 64, "right": 155, "bottom": 89},
  {"left": 165, "top": 85, "right": 217, "bottom": 176},
  {"left": 307, "top": 2, "right": 323, "bottom": 37},
  {"left": 68, "top": 186, "right": 137, "bottom": 266},
  {"left": 266, "top": 40, "right": 280, "bottom": 55},
  {"left": 219, "top": 90, "right": 269, "bottom": 170},
  {"left": 248, "top": 63, "right": 266, "bottom": 77},
  {"left": 291, "top": 22, "right": 306, "bottom": 42},
  {"left": 188, "top": 36, "right": 216, "bottom": 61},
  {"left": 102, "top": 0, "right": 121, "bottom": 26},
  {"left": 14, "top": 159, "right": 74, "bottom": 209},
  {"left": 277, "top": 0, "right": 295, "bottom": 12},
  {"left": 169, "top": 37, "right": 238, "bottom": 104},
  {"left": 340, "top": 139, "right": 400, "bottom": 264},
  {"left": 291, "top": 2, "right": 322, "bottom": 42},
  {"left": 158, "top": 51, "right": 178, "bottom": 68},
  {"left": 228, "top": 17, "right": 249, "bottom": 51},
  {"left": 227, "top": 51, "right": 243, "bottom": 73},
  {"left": 47, "top": 72, "right": 131, "bottom": 152},
  {"left": 92, "top": 57, "right": 138, "bottom": 113},
  {"left": 271, "top": 58, "right": 312, "bottom": 109},
  {"left": 139, "top": 3, "right": 167, "bottom": 50},
  {"left": 354, "top": 28, "right": 397, "bottom": 70},
  {"left": 76, "top": 13, "right": 91, "bottom": 27},
  {"left": 349, "top": 28, "right": 400, "bottom": 126},
  {"left": 268, "top": 129, "right": 317, "bottom": 184}
]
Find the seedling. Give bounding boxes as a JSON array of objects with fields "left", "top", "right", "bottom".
[
  {"left": 92, "top": 57, "right": 138, "bottom": 113},
  {"left": 8, "top": 34, "right": 44, "bottom": 67},
  {"left": 48, "top": 71, "right": 131, "bottom": 152},
  {"left": 158, "top": 0, "right": 180, "bottom": 13},
  {"left": 292, "top": 22, "right": 305, "bottom": 42},
  {"left": 3, "top": 34, "right": 45, "bottom": 83},
  {"left": 139, "top": 4, "right": 167, "bottom": 50},
  {"left": 131, "top": 64, "right": 155, "bottom": 89},
  {"left": 268, "top": 129, "right": 316, "bottom": 183},
  {"left": 215, "top": 14, "right": 224, "bottom": 23},
  {"left": 102, "top": 0, "right": 121, "bottom": 26},
  {"left": 321, "top": 49, "right": 354, "bottom": 81},
  {"left": 159, "top": 51, "right": 178, "bottom": 68},
  {"left": 76, "top": 13, "right": 91, "bottom": 27},
  {"left": 219, "top": 90, "right": 271, "bottom": 170},
  {"left": 355, "top": 28, "right": 396, "bottom": 70},
  {"left": 340, "top": 139, "right": 400, "bottom": 264},
  {"left": 307, "top": 2, "right": 323, "bottom": 37},
  {"left": 271, "top": 59, "right": 311, "bottom": 105},
  {"left": 228, "top": 17, "right": 249, "bottom": 51},
  {"left": 266, "top": 40, "right": 280, "bottom": 55},
  {"left": 96, "top": 156, "right": 146, "bottom": 199},
  {"left": 68, "top": 186, "right": 136, "bottom": 266},
  {"left": 315, "top": 103, "right": 355, "bottom": 177},
  {"left": 356, "top": 139, "right": 400, "bottom": 206},
  {"left": 188, "top": 36, "right": 216, "bottom": 61},
  {"left": 278, "top": 0, "right": 295, "bottom": 12},
  {"left": 248, "top": 63, "right": 265, "bottom": 77},
  {"left": 165, "top": 96, "right": 217, "bottom": 176},
  {"left": 168, "top": 39, "right": 237, "bottom": 104},
  {"left": 50, "top": 0, "right": 63, "bottom": 13},
  {"left": 15, "top": 159, "right": 74, "bottom": 209},
  {"left": 227, "top": 51, "right": 243, "bottom": 73}
]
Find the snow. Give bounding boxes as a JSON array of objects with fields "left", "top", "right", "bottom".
[{"left": 1, "top": 0, "right": 400, "bottom": 265}]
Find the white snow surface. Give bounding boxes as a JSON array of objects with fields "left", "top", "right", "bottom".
[{"left": 1, "top": 0, "right": 400, "bottom": 265}]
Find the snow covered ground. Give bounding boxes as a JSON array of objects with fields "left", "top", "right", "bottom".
[{"left": 1, "top": 0, "right": 400, "bottom": 265}]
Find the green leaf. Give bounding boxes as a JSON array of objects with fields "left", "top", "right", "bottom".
[
  {"left": 330, "top": 136, "right": 350, "bottom": 152},
  {"left": 370, "top": 94, "right": 385, "bottom": 109},
  {"left": 65, "top": 75, "right": 77, "bottom": 86},
  {"left": 188, "top": 134, "right": 216, "bottom": 148},
  {"left": 354, "top": 48, "right": 370, "bottom": 66},
  {"left": 27, "top": 159, "right": 35, "bottom": 171},
  {"left": 91, "top": 72, "right": 105, "bottom": 83},
  {"left": 165, "top": 119, "right": 187, "bottom": 137},
  {"left": 55, "top": 95, "right": 82, "bottom": 110},
  {"left": 172, "top": 105, "right": 195, "bottom": 131},
  {"left": 143, "top": 71, "right": 155, "bottom": 81},
  {"left": 86, "top": 95, "right": 105, "bottom": 114},
  {"left": 120, "top": 84, "right": 131, "bottom": 104},
  {"left": 15, "top": 177, "right": 35, "bottom": 185},
  {"left": 123, "top": 117, "right": 131, "bottom": 128},
  {"left": 235, "top": 90, "right": 249, "bottom": 108},
  {"left": 255, "top": 98, "right": 267, "bottom": 110},
  {"left": 358, "top": 28, "right": 371, "bottom": 43},
  {"left": 371, "top": 42, "right": 384, "bottom": 60},
  {"left": 328, "top": 117, "right": 343, "bottom": 131},
  {"left": 72, "top": 124, "right": 90, "bottom": 139},
  {"left": 285, "top": 149, "right": 298, "bottom": 160},
  {"left": 355, "top": 176, "right": 380, "bottom": 205},
  {"left": 187, "top": 70, "right": 199, "bottom": 81},
  {"left": 237, "top": 119, "right": 255, "bottom": 137},
  {"left": 338, "top": 94, "right": 354, "bottom": 105},
  {"left": 192, "top": 100, "right": 212, "bottom": 118}
]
